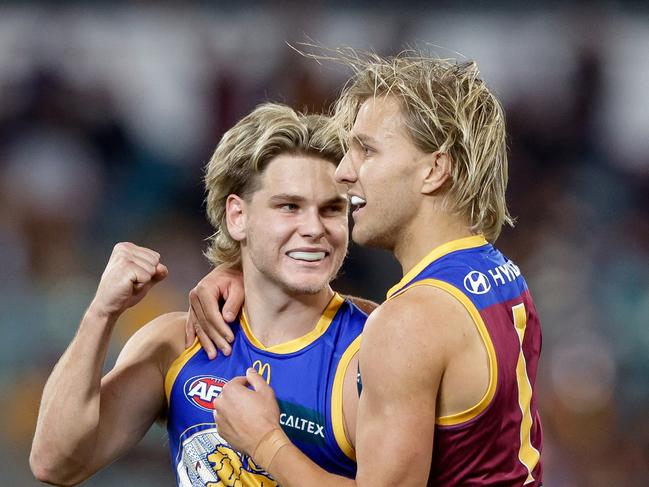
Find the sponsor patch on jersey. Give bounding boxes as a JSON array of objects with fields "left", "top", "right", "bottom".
[
  {"left": 184, "top": 375, "right": 228, "bottom": 411},
  {"left": 277, "top": 399, "right": 327, "bottom": 447},
  {"left": 464, "top": 270, "right": 492, "bottom": 295},
  {"left": 463, "top": 260, "right": 522, "bottom": 295}
]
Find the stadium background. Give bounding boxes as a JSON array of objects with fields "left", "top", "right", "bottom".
[{"left": 1, "top": 2, "right": 648, "bottom": 486}]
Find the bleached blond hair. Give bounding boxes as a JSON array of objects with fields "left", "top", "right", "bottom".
[
  {"left": 204, "top": 103, "right": 343, "bottom": 268},
  {"left": 330, "top": 50, "right": 513, "bottom": 242}
]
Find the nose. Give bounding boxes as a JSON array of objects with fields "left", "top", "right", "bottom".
[
  {"left": 299, "top": 207, "right": 326, "bottom": 240},
  {"left": 334, "top": 150, "right": 357, "bottom": 185}
]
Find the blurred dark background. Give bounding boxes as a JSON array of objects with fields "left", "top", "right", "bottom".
[{"left": 1, "top": 2, "right": 648, "bottom": 486}]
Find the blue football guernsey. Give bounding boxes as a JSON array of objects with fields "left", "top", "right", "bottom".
[{"left": 164, "top": 293, "right": 366, "bottom": 486}]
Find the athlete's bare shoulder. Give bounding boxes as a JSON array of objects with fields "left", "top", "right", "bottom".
[{"left": 366, "top": 284, "right": 475, "bottom": 358}]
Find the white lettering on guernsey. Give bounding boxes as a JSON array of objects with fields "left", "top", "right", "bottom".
[
  {"left": 464, "top": 260, "right": 521, "bottom": 295},
  {"left": 501, "top": 265, "right": 513, "bottom": 281},
  {"left": 187, "top": 382, "right": 222, "bottom": 402},
  {"left": 488, "top": 267, "right": 506, "bottom": 286},
  {"left": 280, "top": 413, "right": 325, "bottom": 438}
]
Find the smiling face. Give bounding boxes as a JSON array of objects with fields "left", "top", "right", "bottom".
[
  {"left": 229, "top": 153, "right": 349, "bottom": 295},
  {"left": 335, "top": 95, "right": 429, "bottom": 250}
]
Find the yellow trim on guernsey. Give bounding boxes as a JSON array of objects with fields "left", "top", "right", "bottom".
[
  {"left": 386, "top": 235, "right": 488, "bottom": 299},
  {"left": 165, "top": 338, "right": 202, "bottom": 403},
  {"left": 331, "top": 335, "right": 361, "bottom": 461},
  {"left": 388, "top": 279, "right": 498, "bottom": 426},
  {"left": 240, "top": 293, "right": 345, "bottom": 354},
  {"left": 512, "top": 303, "right": 541, "bottom": 482}
]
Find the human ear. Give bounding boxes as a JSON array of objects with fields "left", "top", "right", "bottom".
[
  {"left": 421, "top": 151, "right": 451, "bottom": 195},
  {"left": 225, "top": 195, "right": 247, "bottom": 241}
]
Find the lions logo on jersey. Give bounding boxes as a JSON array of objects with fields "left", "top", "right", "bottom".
[{"left": 176, "top": 427, "right": 278, "bottom": 487}]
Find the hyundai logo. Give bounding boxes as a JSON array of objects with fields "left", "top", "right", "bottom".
[{"left": 463, "top": 271, "right": 491, "bottom": 295}]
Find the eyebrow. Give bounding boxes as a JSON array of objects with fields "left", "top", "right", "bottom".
[
  {"left": 350, "top": 133, "right": 380, "bottom": 146},
  {"left": 269, "top": 194, "right": 347, "bottom": 207},
  {"left": 322, "top": 195, "right": 348, "bottom": 207},
  {"left": 269, "top": 194, "right": 307, "bottom": 204}
]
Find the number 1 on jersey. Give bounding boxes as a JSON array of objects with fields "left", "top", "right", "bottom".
[{"left": 512, "top": 303, "right": 541, "bottom": 484}]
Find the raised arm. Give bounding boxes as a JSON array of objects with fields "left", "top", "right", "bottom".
[
  {"left": 213, "top": 287, "right": 449, "bottom": 487},
  {"left": 30, "top": 243, "right": 178, "bottom": 486}
]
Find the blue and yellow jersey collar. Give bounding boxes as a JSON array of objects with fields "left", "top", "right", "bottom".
[
  {"left": 240, "top": 292, "right": 345, "bottom": 354},
  {"left": 386, "top": 235, "right": 488, "bottom": 299}
]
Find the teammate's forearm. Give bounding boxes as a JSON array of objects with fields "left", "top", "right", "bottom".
[
  {"left": 30, "top": 304, "right": 118, "bottom": 484},
  {"left": 267, "top": 443, "right": 355, "bottom": 487}
]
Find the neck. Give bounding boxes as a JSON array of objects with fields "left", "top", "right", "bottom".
[
  {"left": 393, "top": 204, "right": 474, "bottom": 276},
  {"left": 240, "top": 266, "right": 335, "bottom": 348}
]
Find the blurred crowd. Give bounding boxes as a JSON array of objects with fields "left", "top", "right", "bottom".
[{"left": 0, "top": 3, "right": 648, "bottom": 486}]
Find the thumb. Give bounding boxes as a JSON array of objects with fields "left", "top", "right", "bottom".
[
  {"left": 246, "top": 368, "right": 270, "bottom": 393},
  {"left": 154, "top": 263, "right": 169, "bottom": 281}
]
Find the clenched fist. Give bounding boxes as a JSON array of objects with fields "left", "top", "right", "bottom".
[{"left": 89, "top": 242, "right": 168, "bottom": 319}]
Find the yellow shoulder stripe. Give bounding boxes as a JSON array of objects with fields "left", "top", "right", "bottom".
[
  {"left": 164, "top": 338, "right": 202, "bottom": 404},
  {"left": 331, "top": 335, "right": 361, "bottom": 461},
  {"left": 387, "top": 235, "right": 487, "bottom": 299},
  {"left": 240, "top": 293, "right": 344, "bottom": 354},
  {"left": 389, "top": 278, "right": 498, "bottom": 426}
]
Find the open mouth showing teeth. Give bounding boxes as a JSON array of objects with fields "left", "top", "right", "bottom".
[
  {"left": 286, "top": 251, "right": 328, "bottom": 262},
  {"left": 350, "top": 195, "right": 367, "bottom": 212}
]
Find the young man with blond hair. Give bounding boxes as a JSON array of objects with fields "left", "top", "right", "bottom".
[
  {"left": 190, "top": 53, "right": 543, "bottom": 486},
  {"left": 30, "top": 103, "right": 371, "bottom": 486}
]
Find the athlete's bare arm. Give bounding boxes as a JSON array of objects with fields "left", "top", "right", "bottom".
[
  {"left": 30, "top": 243, "right": 185, "bottom": 486},
  {"left": 213, "top": 285, "right": 472, "bottom": 487},
  {"left": 186, "top": 266, "right": 378, "bottom": 358}
]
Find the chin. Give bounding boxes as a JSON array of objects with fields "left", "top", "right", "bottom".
[
  {"left": 282, "top": 281, "right": 329, "bottom": 295},
  {"left": 276, "top": 269, "right": 330, "bottom": 295},
  {"left": 352, "top": 225, "right": 392, "bottom": 250}
]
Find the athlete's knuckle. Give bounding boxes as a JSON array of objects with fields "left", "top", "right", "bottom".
[{"left": 113, "top": 256, "right": 129, "bottom": 270}]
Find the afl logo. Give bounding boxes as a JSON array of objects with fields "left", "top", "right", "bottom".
[
  {"left": 463, "top": 271, "right": 491, "bottom": 295},
  {"left": 184, "top": 375, "right": 228, "bottom": 411}
]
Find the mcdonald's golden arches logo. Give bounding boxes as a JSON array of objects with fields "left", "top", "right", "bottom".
[{"left": 252, "top": 360, "right": 271, "bottom": 384}]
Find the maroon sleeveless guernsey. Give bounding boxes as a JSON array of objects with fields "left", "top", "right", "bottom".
[{"left": 386, "top": 236, "right": 543, "bottom": 486}]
